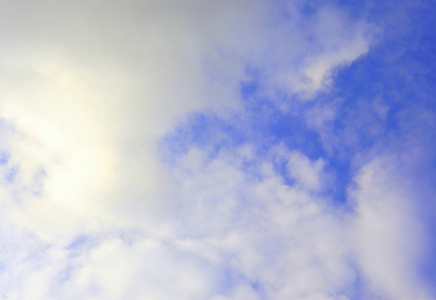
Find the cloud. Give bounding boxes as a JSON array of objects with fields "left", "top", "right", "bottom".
[
  {"left": 3, "top": 1, "right": 429, "bottom": 300},
  {"left": 0, "top": 0, "right": 374, "bottom": 239},
  {"left": 350, "top": 155, "right": 432, "bottom": 300},
  {"left": 0, "top": 145, "right": 358, "bottom": 299}
]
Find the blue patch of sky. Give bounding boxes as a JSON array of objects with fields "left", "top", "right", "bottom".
[
  {"left": 331, "top": 1, "right": 436, "bottom": 154},
  {"left": 159, "top": 0, "right": 436, "bottom": 213},
  {"left": 241, "top": 71, "right": 326, "bottom": 159},
  {"left": 4, "top": 166, "right": 18, "bottom": 184},
  {"left": 55, "top": 265, "right": 74, "bottom": 285},
  {"left": 216, "top": 267, "right": 267, "bottom": 300},
  {"left": 158, "top": 111, "right": 247, "bottom": 165},
  {"left": 276, "top": 0, "right": 368, "bottom": 20},
  {"left": 0, "top": 151, "right": 9, "bottom": 165},
  {"left": 67, "top": 234, "right": 88, "bottom": 250}
]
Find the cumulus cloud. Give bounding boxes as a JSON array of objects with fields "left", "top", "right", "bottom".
[{"left": 0, "top": 145, "right": 357, "bottom": 299}]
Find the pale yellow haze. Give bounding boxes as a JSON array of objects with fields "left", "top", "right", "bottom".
[{"left": 0, "top": 0, "right": 371, "bottom": 240}]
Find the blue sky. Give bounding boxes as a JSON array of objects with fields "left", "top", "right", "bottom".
[{"left": 0, "top": 0, "right": 435, "bottom": 299}]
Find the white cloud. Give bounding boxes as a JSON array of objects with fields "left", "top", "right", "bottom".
[
  {"left": 293, "top": 7, "right": 373, "bottom": 96},
  {"left": 169, "top": 146, "right": 355, "bottom": 299},
  {"left": 351, "top": 156, "right": 433, "bottom": 300},
  {"left": 286, "top": 150, "right": 329, "bottom": 192},
  {"left": 0, "top": 0, "right": 375, "bottom": 239},
  {"left": 0, "top": 1, "right": 387, "bottom": 299},
  {"left": 0, "top": 144, "right": 357, "bottom": 299}
]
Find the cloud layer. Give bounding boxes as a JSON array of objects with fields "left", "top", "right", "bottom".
[{"left": 0, "top": 0, "right": 434, "bottom": 299}]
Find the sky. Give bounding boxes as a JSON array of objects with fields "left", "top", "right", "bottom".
[{"left": 0, "top": 0, "right": 435, "bottom": 299}]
